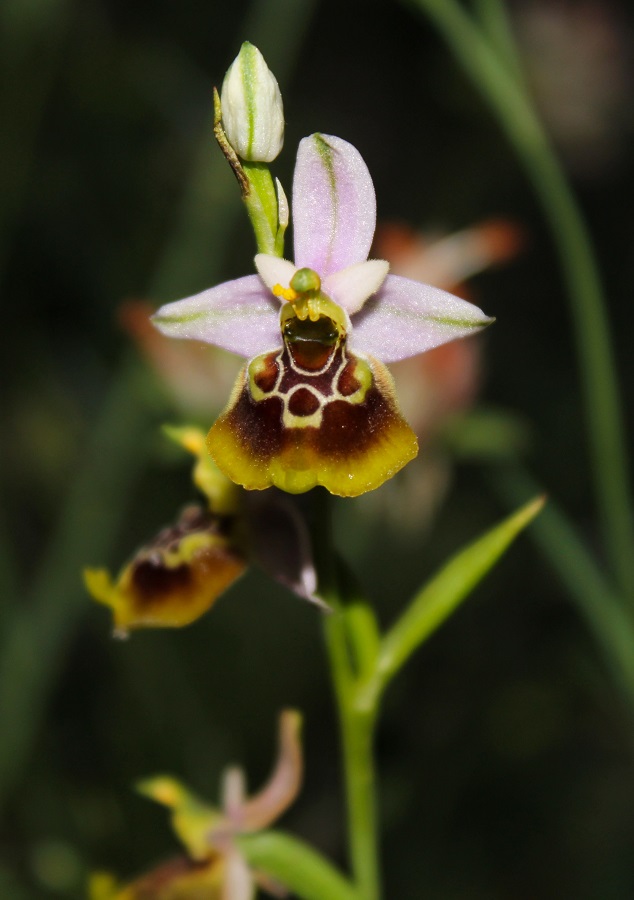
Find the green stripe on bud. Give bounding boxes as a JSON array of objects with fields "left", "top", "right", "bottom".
[{"left": 221, "top": 42, "right": 284, "bottom": 163}]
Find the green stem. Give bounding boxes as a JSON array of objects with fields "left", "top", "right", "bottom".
[
  {"left": 243, "top": 162, "right": 281, "bottom": 255},
  {"left": 324, "top": 614, "right": 380, "bottom": 900},
  {"left": 312, "top": 493, "right": 381, "bottom": 900},
  {"left": 409, "top": 0, "right": 634, "bottom": 602}
]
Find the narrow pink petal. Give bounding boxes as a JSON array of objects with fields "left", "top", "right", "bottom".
[
  {"left": 292, "top": 134, "right": 376, "bottom": 277},
  {"left": 152, "top": 275, "right": 280, "bottom": 358},
  {"left": 254, "top": 254, "right": 296, "bottom": 293},
  {"left": 238, "top": 710, "right": 302, "bottom": 832},
  {"left": 350, "top": 274, "right": 494, "bottom": 363},
  {"left": 221, "top": 766, "right": 247, "bottom": 824},
  {"left": 323, "top": 259, "right": 389, "bottom": 314}
]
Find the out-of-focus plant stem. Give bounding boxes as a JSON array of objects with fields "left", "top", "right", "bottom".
[
  {"left": 408, "top": 0, "right": 634, "bottom": 605},
  {"left": 325, "top": 613, "right": 380, "bottom": 900}
]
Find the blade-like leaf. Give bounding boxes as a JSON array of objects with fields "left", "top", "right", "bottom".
[
  {"left": 238, "top": 830, "right": 359, "bottom": 900},
  {"left": 359, "top": 495, "right": 544, "bottom": 706}
]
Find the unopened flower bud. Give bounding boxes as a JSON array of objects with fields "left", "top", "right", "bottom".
[{"left": 221, "top": 42, "right": 284, "bottom": 162}]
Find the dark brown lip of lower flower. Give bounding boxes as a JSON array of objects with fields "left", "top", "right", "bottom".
[{"left": 146, "top": 505, "right": 235, "bottom": 554}]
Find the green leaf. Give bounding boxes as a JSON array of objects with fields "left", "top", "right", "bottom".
[
  {"left": 358, "top": 495, "right": 545, "bottom": 707},
  {"left": 238, "top": 830, "right": 359, "bottom": 900}
]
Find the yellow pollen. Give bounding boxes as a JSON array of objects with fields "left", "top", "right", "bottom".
[{"left": 272, "top": 283, "right": 298, "bottom": 302}]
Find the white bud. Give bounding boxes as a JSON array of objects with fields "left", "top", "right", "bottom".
[{"left": 220, "top": 43, "right": 284, "bottom": 163}]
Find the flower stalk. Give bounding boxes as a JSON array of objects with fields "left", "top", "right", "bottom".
[
  {"left": 310, "top": 490, "right": 381, "bottom": 900},
  {"left": 213, "top": 87, "right": 284, "bottom": 256}
]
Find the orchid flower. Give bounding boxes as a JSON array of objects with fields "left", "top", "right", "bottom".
[
  {"left": 84, "top": 427, "right": 324, "bottom": 635},
  {"left": 153, "top": 134, "right": 493, "bottom": 497},
  {"left": 89, "top": 711, "right": 301, "bottom": 900}
]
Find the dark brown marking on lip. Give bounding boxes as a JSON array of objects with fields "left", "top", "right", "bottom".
[
  {"left": 283, "top": 314, "right": 340, "bottom": 372},
  {"left": 131, "top": 558, "right": 193, "bottom": 601},
  {"left": 229, "top": 392, "right": 286, "bottom": 458},
  {"left": 337, "top": 359, "right": 362, "bottom": 396},
  {"left": 278, "top": 343, "right": 343, "bottom": 396},
  {"left": 127, "top": 852, "right": 221, "bottom": 893},
  {"left": 287, "top": 340, "right": 334, "bottom": 372},
  {"left": 253, "top": 352, "right": 280, "bottom": 393},
  {"left": 228, "top": 375, "right": 397, "bottom": 461},
  {"left": 288, "top": 388, "right": 321, "bottom": 417}
]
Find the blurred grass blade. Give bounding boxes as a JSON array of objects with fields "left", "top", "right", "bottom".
[
  {"left": 0, "top": 356, "right": 152, "bottom": 808},
  {"left": 473, "top": 0, "right": 525, "bottom": 83},
  {"left": 365, "top": 496, "right": 544, "bottom": 703},
  {"left": 239, "top": 831, "right": 359, "bottom": 900},
  {"left": 494, "top": 467, "right": 634, "bottom": 707},
  {"left": 407, "top": 0, "right": 634, "bottom": 605}
]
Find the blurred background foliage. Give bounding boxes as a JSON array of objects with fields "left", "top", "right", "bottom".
[{"left": 2, "top": 0, "right": 634, "bottom": 897}]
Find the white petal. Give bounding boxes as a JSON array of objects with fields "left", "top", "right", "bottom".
[
  {"left": 275, "top": 178, "right": 289, "bottom": 229},
  {"left": 323, "top": 259, "right": 389, "bottom": 314},
  {"left": 254, "top": 254, "right": 296, "bottom": 294}
]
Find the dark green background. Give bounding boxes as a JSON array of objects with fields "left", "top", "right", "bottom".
[{"left": 2, "top": 0, "right": 634, "bottom": 897}]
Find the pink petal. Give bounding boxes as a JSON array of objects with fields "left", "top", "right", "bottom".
[
  {"left": 323, "top": 259, "right": 389, "bottom": 314},
  {"left": 350, "top": 274, "right": 494, "bottom": 363},
  {"left": 152, "top": 275, "right": 281, "bottom": 359},
  {"left": 221, "top": 766, "right": 247, "bottom": 823},
  {"left": 238, "top": 710, "right": 303, "bottom": 832},
  {"left": 292, "top": 134, "right": 376, "bottom": 277}
]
